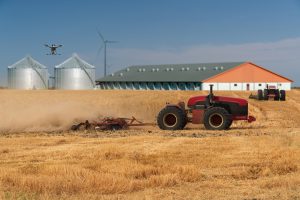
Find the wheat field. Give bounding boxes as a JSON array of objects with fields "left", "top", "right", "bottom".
[{"left": 0, "top": 89, "right": 299, "bottom": 200}]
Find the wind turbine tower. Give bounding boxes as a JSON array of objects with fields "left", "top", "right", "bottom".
[{"left": 97, "top": 30, "right": 118, "bottom": 76}]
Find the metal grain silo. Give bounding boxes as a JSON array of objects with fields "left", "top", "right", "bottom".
[
  {"left": 8, "top": 56, "right": 48, "bottom": 89},
  {"left": 55, "top": 54, "right": 95, "bottom": 90}
]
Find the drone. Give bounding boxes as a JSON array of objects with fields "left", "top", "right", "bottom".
[{"left": 44, "top": 44, "right": 63, "bottom": 55}]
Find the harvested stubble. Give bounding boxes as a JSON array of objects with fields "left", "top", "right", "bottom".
[{"left": 0, "top": 89, "right": 299, "bottom": 200}]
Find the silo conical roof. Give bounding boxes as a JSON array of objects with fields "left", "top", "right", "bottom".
[
  {"left": 55, "top": 54, "right": 95, "bottom": 69},
  {"left": 8, "top": 55, "right": 47, "bottom": 69}
]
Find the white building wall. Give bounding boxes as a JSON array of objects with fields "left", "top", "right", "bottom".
[
  {"left": 217, "top": 83, "right": 230, "bottom": 90},
  {"left": 229, "top": 83, "right": 243, "bottom": 91},
  {"left": 254, "top": 83, "right": 265, "bottom": 90},
  {"left": 202, "top": 83, "right": 217, "bottom": 90},
  {"left": 277, "top": 83, "right": 291, "bottom": 90},
  {"left": 203, "top": 82, "right": 291, "bottom": 91},
  {"left": 240, "top": 83, "right": 255, "bottom": 90}
]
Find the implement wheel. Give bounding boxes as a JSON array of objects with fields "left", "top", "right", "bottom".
[
  {"left": 157, "top": 106, "right": 187, "bottom": 130},
  {"left": 204, "top": 107, "right": 231, "bottom": 130}
]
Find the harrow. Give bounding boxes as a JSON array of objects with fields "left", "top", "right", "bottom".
[{"left": 70, "top": 116, "right": 153, "bottom": 131}]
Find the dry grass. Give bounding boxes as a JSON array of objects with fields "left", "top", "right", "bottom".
[{"left": 0, "top": 89, "right": 299, "bottom": 199}]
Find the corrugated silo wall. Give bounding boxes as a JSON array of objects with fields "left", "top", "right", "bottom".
[{"left": 55, "top": 68, "right": 95, "bottom": 90}]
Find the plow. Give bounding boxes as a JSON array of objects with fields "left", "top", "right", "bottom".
[{"left": 70, "top": 116, "right": 154, "bottom": 131}]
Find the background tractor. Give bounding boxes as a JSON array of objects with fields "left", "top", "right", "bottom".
[
  {"left": 157, "top": 85, "right": 255, "bottom": 130},
  {"left": 249, "top": 84, "right": 286, "bottom": 101}
]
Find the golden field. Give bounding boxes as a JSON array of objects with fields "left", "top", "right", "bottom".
[{"left": 0, "top": 89, "right": 299, "bottom": 200}]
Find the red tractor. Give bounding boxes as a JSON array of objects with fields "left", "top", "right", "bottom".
[
  {"left": 250, "top": 85, "right": 286, "bottom": 101},
  {"left": 157, "top": 85, "right": 255, "bottom": 130}
]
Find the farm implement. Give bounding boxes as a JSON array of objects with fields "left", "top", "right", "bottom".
[{"left": 70, "top": 116, "right": 153, "bottom": 131}]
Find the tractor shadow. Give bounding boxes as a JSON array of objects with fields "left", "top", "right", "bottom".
[
  {"left": 229, "top": 125, "right": 266, "bottom": 130},
  {"left": 184, "top": 125, "right": 266, "bottom": 131}
]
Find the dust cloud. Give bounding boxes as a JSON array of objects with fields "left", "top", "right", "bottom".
[
  {"left": 0, "top": 101, "right": 100, "bottom": 132},
  {"left": 0, "top": 90, "right": 169, "bottom": 133}
]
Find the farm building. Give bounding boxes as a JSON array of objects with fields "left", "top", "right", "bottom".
[{"left": 96, "top": 62, "right": 292, "bottom": 91}]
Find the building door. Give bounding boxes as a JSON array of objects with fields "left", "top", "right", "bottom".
[{"left": 246, "top": 83, "right": 250, "bottom": 91}]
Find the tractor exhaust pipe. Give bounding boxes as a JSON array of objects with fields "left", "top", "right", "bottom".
[
  {"left": 209, "top": 84, "right": 214, "bottom": 96},
  {"left": 208, "top": 84, "right": 214, "bottom": 104}
]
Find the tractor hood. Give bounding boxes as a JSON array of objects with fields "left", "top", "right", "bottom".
[{"left": 187, "top": 95, "right": 248, "bottom": 107}]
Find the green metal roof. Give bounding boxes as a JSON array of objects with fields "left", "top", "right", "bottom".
[{"left": 96, "top": 62, "right": 245, "bottom": 82}]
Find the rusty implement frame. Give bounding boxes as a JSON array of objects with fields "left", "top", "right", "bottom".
[{"left": 70, "top": 116, "right": 154, "bottom": 131}]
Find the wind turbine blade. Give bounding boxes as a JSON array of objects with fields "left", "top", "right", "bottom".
[
  {"left": 107, "top": 40, "right": 119, "bottom": 43},
  {"left": 96, "top": 29, "right": 105, "bottom": 42},
  {"left": 96, "top": 45, "right": 104, "bottom": 57}
]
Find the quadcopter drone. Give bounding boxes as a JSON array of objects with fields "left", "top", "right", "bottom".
[{"left": 44, "top": 44, "right": 63, "bottom": 55}]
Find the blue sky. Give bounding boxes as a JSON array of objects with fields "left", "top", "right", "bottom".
[{"left": 0, "top": 0, "right": 300, "bottom": 86}]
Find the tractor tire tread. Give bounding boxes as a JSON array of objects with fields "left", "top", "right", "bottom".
[
  {"left": 280, "top": 90, "right": 286, "bottom": 101},
  {"left": 203, "top": 107, "right": 231, "bottom": 130},
  {"left": 157, "top": 106, "right": 187, "bottom": 130}
]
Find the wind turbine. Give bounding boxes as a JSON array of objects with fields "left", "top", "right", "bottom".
[{"left": 97, "top": 30, "right": 118, "bottom": 76}]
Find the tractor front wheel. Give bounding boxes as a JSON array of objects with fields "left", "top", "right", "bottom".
[
  {"left": 263, "top": 89, "right": 269, "bottom": 100},
  {"left": 274, "top": 89, "right": 280, "bottom": 101},
  {"left": 280, "top": 90, "right": 286, "bottom": 101},
  {"left": 257, "top": 90, "right": 263, "bottom": 100},
  {"left": 204, "top": 107, "right": 231, "bottom": 130},
  {"left": 157, "top": 106, "right": 187, "bottom": 130},
  {"left": 225, "top": 120, "right": 233, "bottom": 130}
]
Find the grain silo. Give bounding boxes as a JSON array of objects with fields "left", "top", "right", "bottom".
[
  {"left": 8, "top": 56, "right": 48, "bottom": 89},
  {"left": 55, "top": 54, "right": 95, "bottom": 90}
]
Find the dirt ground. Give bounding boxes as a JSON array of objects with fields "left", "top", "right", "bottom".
[{"left": 0, "top": 89, "right": 299, "bottom": 200}]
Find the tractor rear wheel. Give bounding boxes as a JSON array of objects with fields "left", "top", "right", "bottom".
[
  {"left": 263, "top": 89, "right": 269, "bottom": 100},
  {"left": 157, "top": 106, "right": 187, "bottom": 130},
  {"left": 204, "top": 107, "right": 231, "bottom": 130},
  {"left": 225, "top": 120, "right": 233, "bottom": 130},
  {"left": 274, "top": 89, "right": 280, "bottom": 101},
  {"left": 280, "top": 90, "right": 286, "bottom": 101},
  {"left": 257, "top": 90, "right": 263, "bottom": 100}
]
